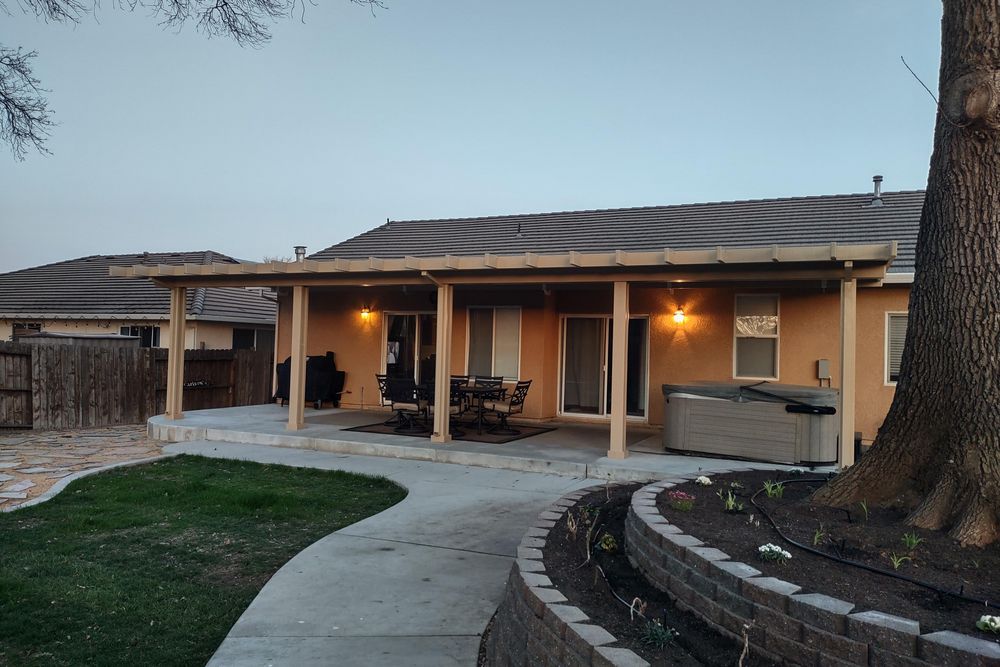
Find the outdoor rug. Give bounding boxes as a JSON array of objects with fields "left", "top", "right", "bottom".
[{"left": 341, "top": 421, "right": 557, "bottom": 444}]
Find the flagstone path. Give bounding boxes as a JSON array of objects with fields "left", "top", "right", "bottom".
[{"left": 0, "top": 426, "right": 163, "bottom": 508}]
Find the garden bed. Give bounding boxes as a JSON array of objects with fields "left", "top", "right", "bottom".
[
  {"left": 541, "top": 483, "right": 776, "bottom": 666},
  {"left": 655, "top": 469, "right": 999, "bottom": 638}
]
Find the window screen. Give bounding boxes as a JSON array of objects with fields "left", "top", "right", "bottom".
[
  {"left": 734, "top": 295, "right": 778, "bottom": 379},
  {"left": 887, "top": 313, "right": 908, "bottom": 383}
]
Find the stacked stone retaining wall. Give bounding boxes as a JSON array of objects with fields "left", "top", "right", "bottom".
[
  {"left": 626, "top": 479, "right": 1000, "bottom": 667},
  {"left": 485, "top": 486, "right": 651, "bottom": 667}
]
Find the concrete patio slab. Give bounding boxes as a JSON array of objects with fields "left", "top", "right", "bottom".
[{"left": 151, "top": 405, "right": 800, "bottom": 484}]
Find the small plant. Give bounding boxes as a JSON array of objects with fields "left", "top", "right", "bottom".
[
  {"left": 762, "top": 480, "right": 785, "bottom": 499},
  {"left": 597, "top": 533, "right": 617, "bottom": 552},
  {"left": 580, "top": 502, "right": 601, "bottom": 517},
  {"left": 888, "top": 553, "right": 911, "bottom": 570},
  {"left": 695, "top": 475, "right": 712, "bottom": 486},
  {"left": 730, "top": 481, "right": 744, "bottom": 489},
  {"left": 721, "top": 490, "right": 743, "bottom": 512},
  {"left": 566, "top": 512, "right": 579, "bottom": 542},
  {"left": 977, "top": 615, "right": 1000, "bottom": 634},
  {"left": 974, "top": 560, "right": 981, "bottom": 569},
  {"left": 901, "top": 532, "right": 924, "bottom": 549},
  {"left": 642, "top": 619, "right": 679, "bottom": 649},
  {"left": 788, "top": 468, "right": 805, "bottom": 476},
  {"left": 758, "top": 543, "right": 791, "bottom": 564},
  {"left": 747, "top": 512, "right": 761, "bottom": 528},
  {"left": 859, "top": 501, "right": 870, "bottom": 520},
  {"left": 813, "top": 523, "right": 826, "bottom": 546},
  {"left": 667, "top": 490, "right": 695, "bottom": 511}
]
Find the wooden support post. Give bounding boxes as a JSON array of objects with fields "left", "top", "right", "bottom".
[
  {"left": 165, "top": 286, "right": 186, "bottom": 420},
  {"left": 287, "top": 285, "right": 309, "bottom": 431},
  {"left": 839, "top": 275, "right": 857, "bottom": 468},
  {"left": 431, "top": 283, "right": 454, "bottom": 443},
  {"left": 608, "top": 281, "right": 629, "bottom": 459}
]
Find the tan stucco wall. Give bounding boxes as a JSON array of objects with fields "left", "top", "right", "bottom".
[
  {"left": 8, "top": 319, "right": 273, "bottom": 351},
  {"left": 277, "top": 283, "right": 910, "bottom": 441}
]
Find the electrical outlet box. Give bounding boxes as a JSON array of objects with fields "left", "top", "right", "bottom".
[{"left": 817, "top": 359, "right": 831, "bottom": 380}]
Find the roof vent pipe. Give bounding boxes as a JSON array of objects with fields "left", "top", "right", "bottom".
[
  {"left": 869, "top": 175, "right": 884, "bottom": 207},
  {"left": 294, "top": 246, "right": 306, "bottom": 262}
]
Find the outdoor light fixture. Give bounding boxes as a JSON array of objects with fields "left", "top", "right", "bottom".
[
  {"left": 361, "top": 305, "right": 371, "bottom": 320},
  {"left": 673, "top": 309, "right": 685, "bottom": 323}
]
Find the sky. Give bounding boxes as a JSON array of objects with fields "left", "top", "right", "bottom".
[{"left": 1, "top": 1, "right": 943, "bottom": 274}]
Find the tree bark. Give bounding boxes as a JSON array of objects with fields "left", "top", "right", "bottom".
[{"left": 813, "top": 0, "right": 1000, "bottom": 547}]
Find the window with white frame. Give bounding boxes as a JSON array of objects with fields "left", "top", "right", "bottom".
[
  {"left": 467, "top": 307, "right": 520, "bottom": 381},
  {"left": 734, "top": 295, "right": 779, "bottom": 379},
  {"left": 886, "top": 312, "right": 908, "bottom": 384}
]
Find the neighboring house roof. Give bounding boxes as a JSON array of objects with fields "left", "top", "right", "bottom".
[
  {"left": 0, "top": 251, "right": 277, "bottom": 323},
  {"left": 312, "top": 190, "right": 922, "bottom": 274}
]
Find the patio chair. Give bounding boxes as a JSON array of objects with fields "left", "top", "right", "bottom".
[
  {"left": 483, "top": 380, "right": 532, "bottom": 436},
  {"left": 472, "top": 376, "right": 506, "bottom": 426},
  {"left": 375, "top": 373, "right": 401, "bottom": 426},
  {"left": 386, "top": 377, "right": 428, "bottom": 434},
  {"left": 426, "top": 379, "right": 465, "bottom": 437}
]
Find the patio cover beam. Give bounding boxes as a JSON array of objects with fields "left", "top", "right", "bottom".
[
  {"left": 609, "top": 282, "right": 629, "bottom": 459},
  {"left": 165, "top": 286, "right": 186, "bottom": 420},
  {"left": 286, "top": 286, "right": 309, "bottom": 430}
]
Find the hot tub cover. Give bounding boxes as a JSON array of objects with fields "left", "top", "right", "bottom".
[{"left": 661, "top": 381, "right": 838, "bottom": 407}]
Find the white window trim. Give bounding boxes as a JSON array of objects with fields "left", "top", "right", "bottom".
[
  {"left": 732, "top": 294, "right": 780, "bottom": 381},
  {"left": 464, "top": 306, "right": 522, "bottom": 381},
  {"left": 380, "top": 311, "right": 436, "bottom": 381},
  {"left": 556, "top": 313, "right": 650, "bottom": 422},
  {"left": 884, "top": 310, "right": 908, "bottom": 386}
]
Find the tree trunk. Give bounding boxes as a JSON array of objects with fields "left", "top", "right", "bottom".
[{"left": 813, "top": 0, "right": 1000, "bottom": 547}]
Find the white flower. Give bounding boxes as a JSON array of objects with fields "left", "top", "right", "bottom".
[
  {"left": 979, "top": 615, "right": 1000, "bottom": 634},
  {"left": 695, "top": 476, "right": 712, "bottom": 486},
  {"left": 758, "top": 543, "right": 792, "bottom": 562}
]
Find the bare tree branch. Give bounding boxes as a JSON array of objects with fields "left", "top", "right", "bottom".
[{"left": 0, "top": 47, "right": 55, "bottom": 160}]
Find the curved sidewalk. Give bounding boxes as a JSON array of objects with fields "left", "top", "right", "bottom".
[{"left": 165, "top": 440, "right": 597, "bottom": 667}]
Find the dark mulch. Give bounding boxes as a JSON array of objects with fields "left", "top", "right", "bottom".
[
  {"left": 658, "top": 470, "right": 999, "bottom": 637},
  {"left": 542, "top": 484, "right": 776, "bottom": 667}
]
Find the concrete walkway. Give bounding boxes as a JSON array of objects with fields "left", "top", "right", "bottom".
[{"left": 167, "top": 440, "right": 598, "bottom": 667}]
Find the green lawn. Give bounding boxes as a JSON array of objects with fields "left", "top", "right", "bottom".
[{"left": 0, "top": 454, "right": 407, "bottom": 667}]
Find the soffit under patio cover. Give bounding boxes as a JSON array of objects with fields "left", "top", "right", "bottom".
[{"left": 109, "top": 242, "right": 897, "bottom": 288}]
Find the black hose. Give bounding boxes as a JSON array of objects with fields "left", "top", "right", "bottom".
[{"left": 750, "top": 479, "right": 994, "bottom": 609}]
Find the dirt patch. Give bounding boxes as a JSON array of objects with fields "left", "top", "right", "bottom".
[
  {"left": 542, "top": 484, "right": 776, "bottom": 666},
  {"left": 658, "top": 470, "right": 999, "bottom": 637}
]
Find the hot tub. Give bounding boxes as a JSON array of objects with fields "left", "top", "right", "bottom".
[{"left": 662, "top": 382, "right": 838, "bottom": 465}]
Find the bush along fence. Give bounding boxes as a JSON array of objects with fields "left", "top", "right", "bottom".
[
  {"left": 626, "top": 479, "right": 1000, "bottom": 667},
  {"left": 0, "top": 341, "right": 274, "bottom": 430}
]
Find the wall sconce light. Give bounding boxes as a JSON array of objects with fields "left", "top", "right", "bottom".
[
  {"left": 361, "top": 305, "right": 371, "bottom": 321},
  {"left": 673, "top": 309, "right": 685, "bottom": 323}
]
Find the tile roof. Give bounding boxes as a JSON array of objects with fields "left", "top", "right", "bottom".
[
  {"left": 312, "top": 190, "right": 923, "bottom": 273},
  {"left": 0, "top": 251, "right": 276, "bottom": 322}
]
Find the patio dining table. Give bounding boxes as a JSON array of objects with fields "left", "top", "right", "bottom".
[{"left": 414, "top": 383, "right": 504, "bottom": 435}]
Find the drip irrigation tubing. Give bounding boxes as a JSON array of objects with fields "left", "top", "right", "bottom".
[{"left": 751, "top": 478, "right": 994, "bottom": 609}]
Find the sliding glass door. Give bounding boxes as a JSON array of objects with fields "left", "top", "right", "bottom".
[
  {"left": 385, "top": 313, "right": 437, "bottom": 382},
  {"left": 561, "top": 316, "right": 648, "bottom": 419}
]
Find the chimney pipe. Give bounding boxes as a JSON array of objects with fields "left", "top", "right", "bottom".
[
  {"left": 294, "top": 246, "right": 306, "bottom": 262},
  {"left": 869, "top": 175, "right": 884, "bottom": 207}
]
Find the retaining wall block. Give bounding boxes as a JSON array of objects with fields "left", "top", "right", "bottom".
[
  {"left": 684, "top": 546, "right": 730, "bottom": 576},
  {"left": 846, "top": 610, "right": 920, "bottom": 656},
  {"left": 668, "top": 575, "right": 698, "bottom": 606},
  {"left": 754, "top": 603, "right": 804, "bottom": 641},
  {"left": 801, "top": 625, "right": 868, "bottom": 665},
  {"left": 525, "top": 526, "right": 551, "bottom": 538},
  {"left": 535, "top": 519, "right": 557, "bottom": 529},
  {"left": 523, "top": 585, "right": 568, "bottom": 617},
  {"left": 660, "top": 533, "right": 704, "bottom": 560},
  {"left": 517, "top": 558, "right": 546, "bottom": 573},
  {"left": 593, "top": 646, "right": 651, "bottom": 667},
  {"left": 764, "top": 629, "right": 819, "bottom": 666},
  {"left": 520, "top": 537, "right": 546, "bottom": 550},
  {"left": 543, "top": 604, "right": 589, "bottom": 639},
  {"left": 869, "top": 645, "right": 934, "bottom": 667},
  {"left": 539, "top": 509, "right": 565, "bottom": 521},
  {"left": 565, "top": 622, "right": 617, "bottom": 662},
  {"left": 917, "top": 630, "right": 1000, "bottom": 667},
  {"left": 520, "top": 572, "right": 553, "bottom": 588},
  {"left": 788, "top": 593, "right": 855, "bottom": 635},
  {"left": 709, "top": 560, "right": 761, "bottom": 595},
  {"left": 687, "top": 570, "right": 717, "bottom": 600},
  {"left": 517, "top": 546, "right": 544, "bottom": 560},
  {"left": 742, "top": 576, "right": 801, "bottom": 613},
  {"left": 715, "top": 585, "right": 754, "bottom": 620}
]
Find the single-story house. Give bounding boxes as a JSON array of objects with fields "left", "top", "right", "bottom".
[
  {"left": 111, "top": 179, "right": 919, "bottom": 466},
  {"left": 1, "top": 251, "right": 277, "bottom": 350}
]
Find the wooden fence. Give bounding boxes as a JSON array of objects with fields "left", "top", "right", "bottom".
[{"left": 0, "top": 342, "right": 274, "bottom": 430}]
